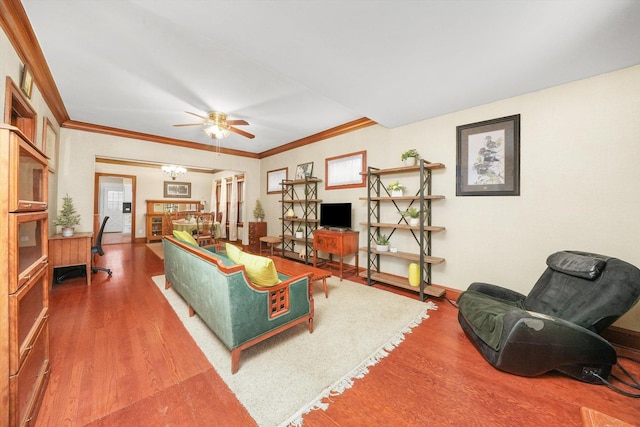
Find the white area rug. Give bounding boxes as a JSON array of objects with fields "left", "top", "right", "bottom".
[{"left": 151, "top": 274, "right": 436, "bottom": 426}]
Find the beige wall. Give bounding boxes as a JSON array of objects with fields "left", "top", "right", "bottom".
[
  {"left": 261, "top": 65, "right": 640, "bottom": 330},
  {"left": 3, "top": 25, "right": 640, "bottom": 330}
]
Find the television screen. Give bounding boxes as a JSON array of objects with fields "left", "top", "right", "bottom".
[{"left": 320, "top": 203, "right": 352, "bottom": 229}]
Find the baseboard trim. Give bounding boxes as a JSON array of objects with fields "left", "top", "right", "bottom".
[{"left": 601, "top": 326, "right": 640, "bottom": 351}]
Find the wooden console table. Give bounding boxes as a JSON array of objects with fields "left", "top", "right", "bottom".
[
  {"left": 313, "top": 229, "right": 359, "bottom": 280},
  {"left": 48, "top": 232, "right": 93, "bottom": 286}
]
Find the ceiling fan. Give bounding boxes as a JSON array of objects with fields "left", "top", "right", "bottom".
[{"left": 173, "top": 111, "right": 254, "bottom": 139}]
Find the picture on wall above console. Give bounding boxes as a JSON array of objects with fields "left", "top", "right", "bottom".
[
  {"left": 164, "top": 181, "right": 191, "bottom": 198},
  {"left": 267, "top": 167, "right": 287, "bottom": 194},
  {"left": 295, "top": 162, "right": 313, "bottom": 180},
  {"left": 43, "top": 117, "right": 58, "bottom": 172},
  {"left": 456, "top": 114, "right": 520, "bottom": 196}
]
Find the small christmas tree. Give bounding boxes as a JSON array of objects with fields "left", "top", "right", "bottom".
[
  {"left": 253, "top": 199, "right": 265, "bottom": 221},
  {"left": 54, "top": 194, "right": 81, "bottom": 228}
]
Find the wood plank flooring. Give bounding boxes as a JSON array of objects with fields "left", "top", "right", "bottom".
[{"left": 36, "top": 243, "right": 640, "bottom": 426}]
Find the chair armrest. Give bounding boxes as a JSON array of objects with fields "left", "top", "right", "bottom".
[
  {"left": 467, "top": 282, "right": 526, "bottom": 304},
  {"left": 498, "top": 310, "right": 616, "bottom": 381}
]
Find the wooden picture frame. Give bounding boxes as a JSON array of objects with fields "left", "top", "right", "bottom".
[
  {"left": 163, "top": 181, "right": 191, "bottom": 198},
  {"left": 43, "top": 117, "right": 58, "bottom": 172},
  {"left": 295, "top": 162, "right": 313, "bottom": 180},
  {"left": 20, "top": 64, "right": 34, "bottom": 99},
  {"left": 325, "top": 150, "right": 367, "bottom": 190},
  {"left": 456, "top": 115, "right": 520, "bottom": 196},
  {"left": 267, "top": 167, "right": 288, "bottom": 194}
]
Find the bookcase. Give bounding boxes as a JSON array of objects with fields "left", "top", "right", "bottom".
[{"left": 280, "top": 177, "right": 321, "bottom": 264}]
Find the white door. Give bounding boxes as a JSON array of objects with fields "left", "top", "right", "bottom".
[{"left": 101, "top": 182, "right": 124, "bottom": 233}]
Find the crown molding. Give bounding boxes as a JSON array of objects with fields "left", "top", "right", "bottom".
[
  {"left": 0, "top": 0, "right": 69, "bottom": 125},
  {"left": 258, "top": 117, "right": 377, "bottom": 158},
  {"left": 63, "top": 120, "right": 261, "bottom": 159}
]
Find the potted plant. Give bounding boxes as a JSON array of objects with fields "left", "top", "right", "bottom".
[
  {"left": 400, "top": 206, "right": 422, "bottom": 226},
  {"left": 253, "top": 199, "right": 265, "bottom": 221},
  {"left": 401, "top": 148, "right": 420, "bottom": 166},
  {"left": 375, "top": 234, "right": 390, "bottom": 252},
  {"left": 295, "top": 226, "right": 304, "bottom": 239},
  {"left": 387, "top": 181, "right": 405, "bottom": 197},
  {"left": 55, "top": 193, "right": 81, "bottom": 237}
]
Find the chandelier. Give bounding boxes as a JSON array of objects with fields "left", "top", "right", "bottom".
[
  {"left": 161, "top": 165, "right": 187, "bottom": 180},
  {"left": 203, "top": 111, "right": 231, "bottom": 139}
]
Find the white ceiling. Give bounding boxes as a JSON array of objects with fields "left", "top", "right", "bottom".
[{"left": 21, "top": 0, "right": 640, "bottom": 154}]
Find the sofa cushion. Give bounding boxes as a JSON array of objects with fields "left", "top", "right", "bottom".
[
  {"left": 173, "top": 229, "right": 198, "bottom": 246},
  {"left": 546, "top": 251, "right": 607, "bottom": 280},
  {"left": 225, "top": 243, "right": 281, "bottom": 287}
]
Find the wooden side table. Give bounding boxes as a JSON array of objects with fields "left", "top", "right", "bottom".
[
  {"left": 259, "top": 236, "right": 281, "bottom": 257},
  {"left": 313, "top": 229, "right": 359, "bottom": 280},
  {"left": 48, "top": 232, "right": 93, "bottom": 285}
]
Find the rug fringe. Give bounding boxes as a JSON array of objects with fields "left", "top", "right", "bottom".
[{"left": 280, "top": 301, "right": 437, "bottom": 427}]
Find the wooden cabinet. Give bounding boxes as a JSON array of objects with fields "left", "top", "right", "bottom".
[
  {"left": 313, "top": 229, "right": 359, "bottom": 280},
  {"left": 359, "top": 159, "right": 445, "bottom": 300},
  {"left": 144, "top": 199, "right": 203, "bottom": 243},
  {"left": 247, "top": 222, "right": 267, "bottom": 253},
  {"left": 280, "top": 177, "right": 321, "bottom": 264},
  {"left": 1, "top": 125, "right": 50, "bottom": 426}
]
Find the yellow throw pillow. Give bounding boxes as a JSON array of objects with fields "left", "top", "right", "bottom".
[
  {"left": 225, "top": 243, "right": 280, "bottom": 287},
  {"left": 173, "top": 230, "right": 198, "bottom": 246},
  {"left": 238, "top": 251, "right": 281, "bottom": 287},
  {"left": 225, "top": 243, "right": 242, "bottom": 264}
]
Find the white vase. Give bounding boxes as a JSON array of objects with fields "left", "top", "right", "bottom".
[
  {"left": 409, "top": 217, "right": 420, "bottom": 226},
  {"left": 61, "top": 227, "right": 75, "bottom": 237},
  {"left": 391, "top": 189, "right": 403, "bottom": 197},
  {"left": 403, "top": 156, "right": 417, "bottom": 166},
  {"left": 376, "top": 244, "right": 389, "bottom": 252},
  {"left": 295, "top": 232, "right": 303, "bottom": 239}
]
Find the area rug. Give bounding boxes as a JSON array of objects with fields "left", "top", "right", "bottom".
[
  {"left": 145, "top": 242, "right": 164, "bottom": 259},
  {"left": 151, "top": 274, "right": 436, "bottom": 426}
]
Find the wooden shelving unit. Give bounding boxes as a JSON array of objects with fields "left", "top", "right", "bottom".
[
  {"left": 280, "top": 177, "right": 321, "bottom": 264},
  {"left": 359, "top": 160, "right": 446, "bottom": 300}
]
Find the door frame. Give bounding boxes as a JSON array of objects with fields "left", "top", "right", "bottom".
[{"left": 94, "top": 173, "right": 137, "bottom": 239}]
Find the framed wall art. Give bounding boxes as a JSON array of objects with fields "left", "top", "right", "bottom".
[
  {"left": 20, "top": 64, "right": 34, "bottom": 99},
  {"left": 43, "top": 117, "right": 58, "bottom": 172},
  {"left": 295, "top": 162, "right": 313, "bottom": 180},
  {"left": 456, "top": 114, "right": 520, "bottom": 196},
  {"left": 163, "top": 181, "right": 191, "bottom": 198},
  {"left": 267, "top": 167, "right": 287, "bottom": 194}
]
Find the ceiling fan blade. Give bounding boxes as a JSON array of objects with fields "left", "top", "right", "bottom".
[
  {"left": 184, "top": 111, "right": 208, "bottom": 120},
  {"left": 229, "top": 126, "right": 255, "bottom": 139},
  {"left": 173, "top": 123, "right": 203, "bottom": 127},
  {"left": 227, "top": 119, "right": 249, "bottom": 126}
]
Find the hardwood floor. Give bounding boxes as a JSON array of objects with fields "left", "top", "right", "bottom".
[{"left": 36, "top": 243, "right": 640, "bottom": 426}]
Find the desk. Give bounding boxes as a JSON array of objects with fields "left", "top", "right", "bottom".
[{"left": 48, "top": 232, "right": 93, "bottom": 285}]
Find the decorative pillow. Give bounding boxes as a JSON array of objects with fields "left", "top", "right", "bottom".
[
  {"left": 546, "top": 251, "right": 607, "bottom": 280},
  {"left": 173, "top": 230, "right": 198, "bottom": 247},
  {"left": 225, "top": 243, "right": 242, "bottom": 264},
  {"left": 225, "top": 243, "right": 280, "bottom": 287},
  {"left": 239, "top": 251, "right": 282, "bottom": 287}
]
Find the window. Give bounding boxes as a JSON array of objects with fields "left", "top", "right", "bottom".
[
  {"left": 216, "top": 174, "right": 245, "bottom": 225},
  {"left": 325, "top": 150, "right": 367, "bottom": 190}
]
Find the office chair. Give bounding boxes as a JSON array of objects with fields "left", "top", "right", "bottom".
[{"left": 91, "top": 216, "right": 113, "bottom": 276}]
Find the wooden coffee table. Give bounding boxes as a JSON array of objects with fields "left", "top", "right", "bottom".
[{"left": 271, "top": 256, "right": 332, "bottom": 298}]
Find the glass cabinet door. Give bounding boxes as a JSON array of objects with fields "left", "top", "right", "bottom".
[
  {"left": 10, "top": 133, "right": 48, "bottom": 212},
  {"left": 9, "top": 212, "right": 48, "bottom": 293}
]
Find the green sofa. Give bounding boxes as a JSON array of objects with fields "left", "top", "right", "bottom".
[{"left": 162, "top": 236, "right": 314, "bottom": 373}]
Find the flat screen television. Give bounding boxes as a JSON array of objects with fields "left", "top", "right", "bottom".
[{"left": 320, "top": 202, "right": 352, "bottom": 230}]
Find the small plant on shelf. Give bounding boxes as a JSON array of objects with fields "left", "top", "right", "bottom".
[
  {"left": 400, "top": 206, "right": 421, "bottom": 219},
  {"left": 295, "top": 225, "right": 304, "bottom": 238},
  {"left": 387, "top": 181, "right": 405, "bottom": 196},
  {"left": 55, "top": 194, "right": 81, "bottom": 237},
  {"left": 401, "top": 148, "right": 420, "bottom": 165},
  {"left": 375, "top": 234, "right": 390, "bottom": 251}
]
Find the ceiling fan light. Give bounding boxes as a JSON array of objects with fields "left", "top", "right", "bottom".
[{"left": 203, "top": 122, "right": 230, "bottom": 139}]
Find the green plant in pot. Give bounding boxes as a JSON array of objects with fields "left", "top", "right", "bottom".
[
  {"left": 55, "top": 193, "right": 81, "bottom": 237},
  {"left": 401, "top": 148, "right": 419, "bottom": 166},
  {"left": 253, "top": 199, "right": 265, "bottom": 221},
  {"left": 295, "top": 225, "right": 304, "bottom": 239},
  {"left": 386, "top": 181, "right": 405, "bottom": 196},
  {"left": 400, "top": 206, "right": 422, "bottom": 226},
  {"left": 375, "top": 234, "right": 390, "bottom": 252}
]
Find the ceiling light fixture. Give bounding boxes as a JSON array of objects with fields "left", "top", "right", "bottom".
[
  {"left": 161, "top": 164, "right": 187, "bottom": 180},
  {"left": 203, "top": 111, "right": 231, "bottom": 139}
]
